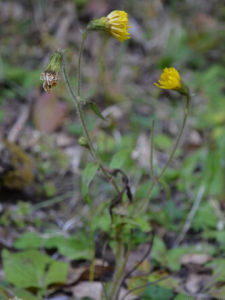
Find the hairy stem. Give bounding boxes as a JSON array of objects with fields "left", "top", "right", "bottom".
[
  {"left": 77, "top": 29, "right": 89, "bottom": 98},
  {"left": 150, "top": 119, "right": 155, "bottom": 180},
  {"left": 62, "top": 33, "right": 120, "bottom": 194},
  {"left": 108, "top": 228, "right": 130, "bottom": 300}
]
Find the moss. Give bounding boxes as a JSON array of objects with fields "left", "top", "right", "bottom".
[{"left": 3, "top": 141, "right": 34, "bottom": 190}]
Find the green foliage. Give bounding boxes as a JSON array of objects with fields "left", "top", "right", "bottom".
[
  {"left": 155, "top": 134, "right": 172, "bottom": 151},
  {"left": 2, "top": 249, "right": 68, "bottom": 289},
  {"left": 14, "top": 232, "right": 42, "bottom": 250},
  {"left": 109, "top": 148, "right": 131, "bottom": 169},
  {"left": 142, "top": 284, "right": 174, "bottom": 300},
  {"left": 207, "top": 259, "right": 225, "bottom": 282},
  {"left": 151, "top": 237, "right": 215, "bottom": 271},
  {"left": 82, "top": 162, "right": 99, "bottom": 203},
  {"left": 192, "top": 202, "right": 218, "bottom": 231},
  {"left": 174, "top": 294, "right": 195, "bottom": 300},
  {"left": 1, "top": 1, "right": 224, "bottom": 298},
  {"left": 45, "top": 234, "right": 93, "bottom": 260},
  {"left": 89, "top": 101, "right": 106, "bottom": 120},
  {"left": 14, "top": 232, "right": 94, "bottom": 261},
  {"left": 204, "top": 230, "right": 225, "bottom": 251}
]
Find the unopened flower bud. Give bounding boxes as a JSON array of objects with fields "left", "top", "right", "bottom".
[
  {"left": 40, "top": 50, "right": 63, "bottom": 93},
  {"left": 78, "top": 136, "right": 89, "bottom": 149}
]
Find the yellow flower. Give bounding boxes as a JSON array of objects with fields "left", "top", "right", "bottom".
[
  {"left": 89, "top": 10, "right": 131, "bottom": 42},
  {"left": 105, "top": 10, "right": 131, "bottom": 42},
  {"left": 154, "top": 67, "right": 182, "bottom": 91}
]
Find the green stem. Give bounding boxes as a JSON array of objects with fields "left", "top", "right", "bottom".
[
  {"left": 150, "top": 119, "right": 155, "bottom": 180},
  {"left": 77, "top": 29, "right": 89, "bottom": 98},
  {"left": 62, "top": 34, "right": 120, "bottom": 194},
  {"left": 108, "top": 229, "right": 126, "bottom": 300},
  {"left": 139, "top": 93, "right": 190, "bottom": 214},
  {"left": 114, "top": 235, "right": 133, "bottom": 300}
]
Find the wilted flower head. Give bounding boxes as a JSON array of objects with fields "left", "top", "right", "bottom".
[
  {"left": 40, "top": 50, "right": 63, "bottom": 93},
  {"left": 89, "top": 10, "right": 131, "bottom": 42}
]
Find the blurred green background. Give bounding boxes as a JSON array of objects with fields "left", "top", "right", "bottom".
[{"left": 0, "top": 0, "right": 225, "bottom": 299}]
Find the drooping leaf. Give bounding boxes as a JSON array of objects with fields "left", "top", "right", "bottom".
[
  {"left": 82, "top": 162, "right": 99, "bottom": 202},
  {"left": 89, "top": 101, "right": 105, "bottom": 121}
]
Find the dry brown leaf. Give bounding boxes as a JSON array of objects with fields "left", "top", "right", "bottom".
[
  {"left": 33, "top": 93, "right": 69, "bottom": 134},
  {"left": 181, "top": 253, "right": 211, "bottom": 265},
  {"left": 71, "top": 281, "right": 136, "bottom": 300},
  {"left": 67, "top": 259, "right": 113, "bottom": 285}
]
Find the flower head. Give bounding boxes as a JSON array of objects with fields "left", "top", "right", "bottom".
[
  {"left": 154, "top": 67, "right": 182, "bottom": 91},
  {"left": 40, "top": 71, "right": 59, "bottom": 93},
  {"left": 106, "top": 10, "right": 130, "bottom": 42},
  {"left": 40, "top": 50, "right": 63, "bottom": 93},
  {"left": 89, "top": 10, "right": 131, "bottom": 42}
]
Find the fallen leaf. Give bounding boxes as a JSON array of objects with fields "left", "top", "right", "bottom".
[
  {"left": 33, "top": 93, "right": 68, "bottom": 134},
  {"left": 71, "top": 281, "right": 136, "bottom": 300},
  {"left": 181, "top": 254, "right": 211, "bottom": 265}
]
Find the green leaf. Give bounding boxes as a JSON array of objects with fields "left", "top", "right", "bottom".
[
  {"left": 44, "top": 260, "right": 68, "bottom": 286},
  {"left": 89, "top": 101, "right": 105, "bottom": 121},
  {"left": 151, "top": 237, "right": 167, "bottom": 264},
  {"left": 82, "top": 162, "right": 99, "bottom": 186},
  {"left": 2, "top": 249, "right": 68, "bottom": 289},
  {"left": 155, "top": 134, "right": 172, "bottom": 151},
  {"left": 207, "top": 259, "right": 225, "bottom": 281},
  {"left": 109, "top": 149, "right": 130, "bottom": 169},
  {"left": 192, "top": 202, "right": 218, "bottom": 230},
  {"left": 165, "top": 247, "right": 195, "bottom": 271},
  {"left": 126, "top": 217, "right": 151, "bottom": 232},
  {"left": 142, "top": 284, "right": 174, "bottom": 300},
  {"left": 14, "top": 232, "right": 43, "bottom": 250},
  {"left": 12, "top": 288, "right": 37, "bottom": 300},
  {"left": 44, "top": 234, "right": 93, "bottom": 261},
  {"left": 82, "top": 162, "right": 99, "bottom": 202}
]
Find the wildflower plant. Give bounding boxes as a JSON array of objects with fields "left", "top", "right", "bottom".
[{"left": 41, "top": 10, "right": 191, "bottom": 300}]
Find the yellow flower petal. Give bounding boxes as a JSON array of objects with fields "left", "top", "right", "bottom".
[
  {"left": 154, "top": 67, "right": 182, "bottom": 91},
  {"left": 106, "top": 10, "right": 131, "bottom": 42}
]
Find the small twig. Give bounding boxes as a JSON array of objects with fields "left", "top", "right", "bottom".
[
  {"left": 32, "top": 191, "right": 75, "bottom": 210},
  {"left": 7, "top": 104, "right": 31, "bottom": 142},
  {"left": 173, "top": 185, "right": 205, "bottom": 247},
  {"left": 121, "top": 232, "right": 155, "bottom": 285}
]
